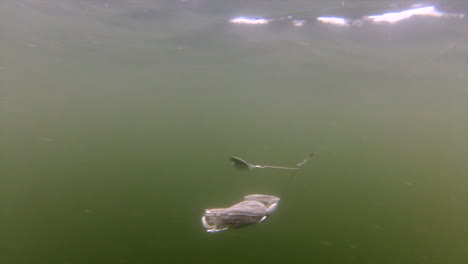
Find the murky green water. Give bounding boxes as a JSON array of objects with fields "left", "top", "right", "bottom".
[{"left": 1, "top": 1, "right": 467, "bottom": 263}]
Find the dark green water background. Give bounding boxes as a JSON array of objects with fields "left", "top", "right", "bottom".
[{"left": 1, "top": 0, "right": 467, "bottom": 263}]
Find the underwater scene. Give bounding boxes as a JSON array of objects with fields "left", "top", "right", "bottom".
[{"left": 1, "top": 0, "right": 467, "bottom": 263}]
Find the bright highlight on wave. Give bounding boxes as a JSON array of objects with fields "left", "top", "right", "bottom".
[
  {"left": 365, "top": 6, "right": 445, "bottom": 23},
  {"left": 229, "top": 17, "right": 271, "bottom": 25},
  {"left": 229, "top": 5, "right": 464, "bottom": 27},
  {"left": 316, "top": 17, "right": 349, "bottom": 26},
  {"left": 292, "top": 20, "right": 306, "bottom": 27}
]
